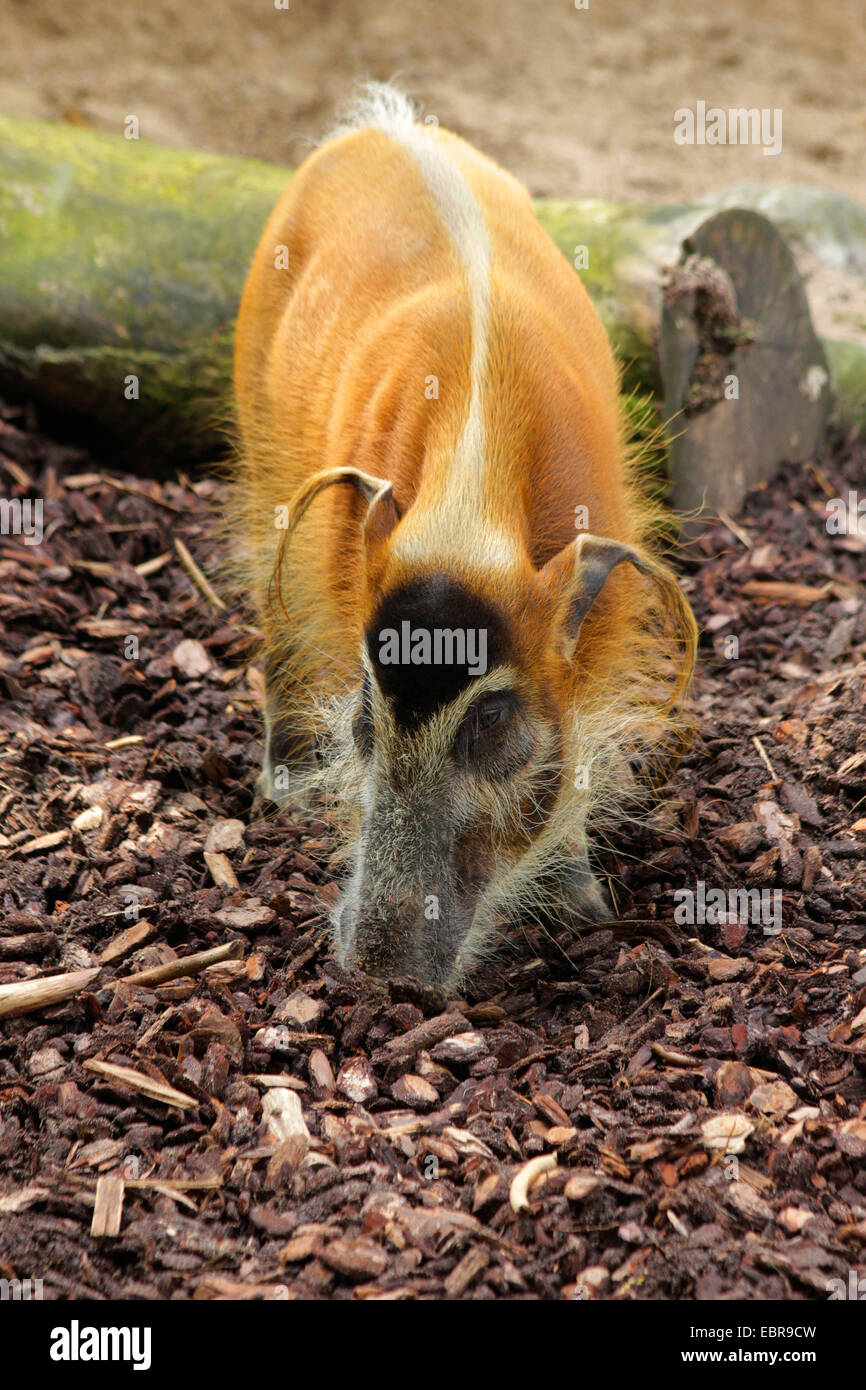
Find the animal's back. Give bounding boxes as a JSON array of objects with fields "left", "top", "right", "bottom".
[{"left": 232, "top": 86, "right": 633, "bottom": 690}]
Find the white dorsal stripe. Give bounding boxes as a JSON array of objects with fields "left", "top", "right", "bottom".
[{"left": 331, "top": 84, "right": 517, "bottom": 569}]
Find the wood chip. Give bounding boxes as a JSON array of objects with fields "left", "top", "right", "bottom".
[
  {"left": 509, "top": 1154, "right": 557, "bottom": 1212},
  {"left": 203, "top": 850, "right": 239, "bottom": 889},
  {"left": 0, "top": 1186, "right": 52, "bottom": 1213},
  {"left": 701, "top": 1112, "right": 754, "bottom": 1154},
  {"left": 320, "top": 1237, "right": 389, "bottom": 1282},
  {"left": 374, "top": 1011, "right": 467, "bottom": 1063},
  {"left": 747, "top": 1078, "right": 798, "bottom": 1119},
  {"left": 429, "top": 1031, "right": 488, "bottom": 1064},
  {"left": 564, "top": 1172, "right": 600, "bottom": 1202},
  {"left": 391, "top": 1073, "right": 439, "bottom": 1109},
  {"left": 444, "top": 1245, "right": 489, "bottom": 1297},
  {"left": 82, "top": 1059, "right": 198, "bottom": 1110},
  {"left": 724, "top": 1181, "right": 773, "bottom": 1227},
  {"left": 651, "top": 1042, "right": 694, "bottom": 1067},
  {"left": 261, "top": 1088, "right": 311, "bottom": 1165},
  {"left": 777, "top": 1206, "right": 816, "bottom": 1235},
  {"left": 172, "top": 637, "right": 212, "bottom": 678},
  {"left": 336, "top": 1057, "right": 378, "bottom": 1104},
  {"left": 17, "top": 828, "right": 70, "bottom": 855},
  {"left": 90, "top": 1174, "right": 125, "bottom": 1238},
  {"left": 204, "top": 818, "right": 245, "bottom": 854},
  {"left": 97, "top": 920, "right": 156, "bottom": 965},
  {"left": 308, "top": 1048, "right": 335, "bottom": 1097}
]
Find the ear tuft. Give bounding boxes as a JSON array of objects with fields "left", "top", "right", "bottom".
[
  {"left": 271, "top": 468, "right": 400, "bottom": 624},
  {"left": 285, "top": 466, "right": 400, "bottom": 536},
  {"left": 538, "top": 532, "right": 648, "bottom": 660},
  {"left": 535, "top": 532, "right": 697, "bottom": 715},
  {"left": 362, "top": 483, "right": 400, "bottom": 550}
]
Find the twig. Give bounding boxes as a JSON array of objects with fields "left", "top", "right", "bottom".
[
  {"left": 807, "top": 461, "right": 837, "bottom": 499},
  {"left": 717, "top": 510, "right": 753, "bottom": 548},
  {"left": 623, "top": 985, "right": 665, "bottom": 1024},
  {"left": 82, "top": 1059, "right": 197, "bottom": 1110},
  {"left": 752, "top": 734, "right": 781, "bottom": 785},
  {"left": 125, "top": 1176, "right": 222, "bottom": 1191},
  {"left": 135, "top": 551, "right": 172, "bottom": 578},
  {"left": 116, "top": 940, "right": 242, "bottom": 988},
  {"left": 135, "top": 1007, "right": 175, "bottom": 1052},
  {"left": 100, "top": 475, "right": 184, "bottom": 513},
  {"left": 0, "top": 456, "right": 33, "bottom": 489},
  {"left": 0, "top": 966, "right": 100, "bottom": 1020},
  {"left": 174, "top": 538, "right": 226, "bottom": 611}
]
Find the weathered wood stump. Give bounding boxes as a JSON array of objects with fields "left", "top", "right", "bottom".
[{"left": 660, "top": 210, "right": 832, "bottom": 522}]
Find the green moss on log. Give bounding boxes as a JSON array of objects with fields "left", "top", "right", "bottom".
[{"left": 0, "top": 117, "right": 287, "bottom": 459}]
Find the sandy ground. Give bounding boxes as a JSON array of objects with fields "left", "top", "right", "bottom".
[{"left": 1, "top": 0, "right": 864, "bottom": 205}]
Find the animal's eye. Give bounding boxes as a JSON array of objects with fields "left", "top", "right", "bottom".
[
  {"left": 455, "top": 693, "right": 513, "bottom": 763},
  {"left": 475, "top": 700, "right": 505, "bottom": 734},
  {"left": 454, "top": 691, "right": 534, "bottom": 778}
]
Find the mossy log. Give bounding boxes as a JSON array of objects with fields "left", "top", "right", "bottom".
[
  {"left": 0, "top": 116, "right": 863, "bottom": 479},
  {"left": 0, "top": 117, "right": 287, "bottom": 462}
]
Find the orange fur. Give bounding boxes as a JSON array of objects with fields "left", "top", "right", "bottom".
[{"left": 230, "top": 91, "right": 696, "bottom": 824}]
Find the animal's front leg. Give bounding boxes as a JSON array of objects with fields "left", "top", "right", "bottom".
[{"left": 255, "top": 653, "right": 316, "bottom": 808}]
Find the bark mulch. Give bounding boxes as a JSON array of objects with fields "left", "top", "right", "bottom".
[{"left": 1, "top": 398, "right": 864, "bottom": 1301}]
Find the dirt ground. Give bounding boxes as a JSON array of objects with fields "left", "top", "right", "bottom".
[
  {"left": 1, "top": 0, "right": 864, "bottom": 205},
  {"left": 0, "top": 398, "right": 865, "bottom": 1300}
]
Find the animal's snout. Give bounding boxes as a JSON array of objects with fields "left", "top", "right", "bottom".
[
  {"left": 345, "top": 907, "right": 416, "bottom": 978},
  {"left": 338, "top": 890, "right": 468, "bottom": 989}
]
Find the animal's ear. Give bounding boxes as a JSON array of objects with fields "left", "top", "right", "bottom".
[
  {"left": 536, "top": 532, "right": 654, "bottom": 660},
  {"left": 285, "top": 467, "right": 400, "bottom": 548},
  {"left": 362, "top": 481, "right": 400, "bottom": 551}
]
